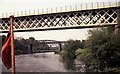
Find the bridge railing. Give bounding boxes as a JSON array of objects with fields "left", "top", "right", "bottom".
[{"left": 1, "top": 1, "right": 119, "bottom": 18}]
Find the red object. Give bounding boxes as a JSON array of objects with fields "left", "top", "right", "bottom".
[{"left": 1, "top": 31, "right": 11, "bottom": 69}]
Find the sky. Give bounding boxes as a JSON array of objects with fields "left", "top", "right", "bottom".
[{"left": 0, "top": 0, "right": 118, "bottom": 41}]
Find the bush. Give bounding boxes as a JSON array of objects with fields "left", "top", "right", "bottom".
[
  {"left": 60, "top": 40, "right": 83, "bottom": 70},
  {"left": 75, "top": 48, "right": 90, "bottom": 61},
  {"left": 83, "top": 27, "right": 120, "bottom": 72}
]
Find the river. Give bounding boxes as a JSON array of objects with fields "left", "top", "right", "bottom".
[{"left": 2, "top": 52, "right": 67, "bottom": 72}]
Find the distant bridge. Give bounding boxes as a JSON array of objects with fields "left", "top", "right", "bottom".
[
  {"left": 38, "top": 40, "right": 66, "bottom": 44},
  {"left": 38, "top": 40, "right": 66, "bottom": 51}
]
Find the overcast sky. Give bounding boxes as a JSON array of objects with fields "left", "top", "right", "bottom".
[{"left": 0, "top": 0, "right": 118, "bottom": 41}]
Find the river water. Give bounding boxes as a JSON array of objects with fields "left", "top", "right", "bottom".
[
  {"left": 2, "top": 52, "right": 67, "bottom": 72},
  {"left": 1, "top": 52, "right": 85, "bottom": 73}
]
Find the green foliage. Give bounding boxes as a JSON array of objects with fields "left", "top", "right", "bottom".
[
  {"left": 1, "top": 36, "right": 50, "bottom": 55},
  {"left": 14, "top": 38, "right": 29, "bottom": 55},
  {"left": 60, "top": 39, "right": 83, "bottom": 70},
  {"left": 33, "top": 43, "right": 50, "bottom": 52},
  {"left": 82, "top": 27, "right": 120, "bottom": 72},
  {"left": 75, "top": 48, "right": 90, "bottom": 61}
]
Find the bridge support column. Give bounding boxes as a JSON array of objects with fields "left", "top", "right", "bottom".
[
  {"left": 29, "top": 44, "right": 32, "bottom": 54},
  {"left": 59, "top": 43, "right": 62, "bottom": 51},
  {"left": 115, "top": 4, "right": 120, "bottom": 37}
]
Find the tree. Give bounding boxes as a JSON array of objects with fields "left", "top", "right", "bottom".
[
  {"left": 1, "top": 35, "right": 50, "bottom": 54},
  {"left": 26, "top": 37, "right": 50, "bottom": 53},
  {"left": 2, "top": 35, "right": 6, "bottom": 45},
  {"left": 14, "top": 38, "right": 28, "bottom": 55},
  {"left": 60, "top": 39, "right": 83, "bottom": 70},
  {"left": 84, "top": 27, "right": 120, "bottom": 72},
  {"left": 29, "top": 37, "right": 35, "bottom": 41}
]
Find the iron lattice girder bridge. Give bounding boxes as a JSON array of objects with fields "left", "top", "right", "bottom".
[{"left": 0, "top": 6, "right": 120, "bottom": 32}]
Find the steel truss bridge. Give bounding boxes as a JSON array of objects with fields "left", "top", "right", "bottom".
[
  {"left": 38, "top": 40, "right": 65, "bottom": 51},
  {"left": 38, "top": 40, "right": 65, "bottom": 44},
  {"left": 0, "top": 2, "right": 120, "bottom": 33}
]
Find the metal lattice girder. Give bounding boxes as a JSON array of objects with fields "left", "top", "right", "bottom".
[{"left": 0, "top": 7, "right": 119, "bottom": 32}]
